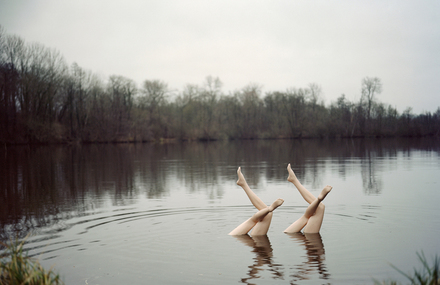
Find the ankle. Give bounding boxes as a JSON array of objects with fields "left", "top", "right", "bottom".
[
  {"left": 318, "top": 185, "right": 332, "bottom": 200},
  {"left": 269, "top": 198, "right": 284, "bottom": 211}
]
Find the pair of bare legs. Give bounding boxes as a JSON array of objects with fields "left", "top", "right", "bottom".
[
  {"left": 228, "top": 167, "right": 284, "bottom": 236},
  {"left": 229, "top": 165, "right": 332, "bottom": 235},
  {"left": 284, "top": 163, "right": 332, "bottom": 233}
]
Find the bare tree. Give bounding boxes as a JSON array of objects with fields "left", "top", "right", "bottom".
[
  {"left": 361, "top": 77, "right": 382, "bottom": 122},
  {"left": 108, "top": 75, "right": 137, "bottom": 139},
  {"left": 308, "top": 82, "right": 322, "bottom": 106},
  {"left": 138, "top": 79, "right": 168, "bottom": 139},
  {"left": 175, "top": 84, "right": 200, "bottom": 139},
  {"left": 202, "top": 75, "right": 222, "bottom": 102},
  {"left": 0, "top": 27, "right": 20, "bottom": 141},
  {"left": 236, "top": 83, "right": 263, "bottom": 138},
  {"left": 0, "top": 25, "right": 5, "bottom": 61},
  {"left": 2, "top": 34, "right": 67, "bottom": 141},
  {"left": 197, "top": 76, "right": 222, "bottom": 140}
]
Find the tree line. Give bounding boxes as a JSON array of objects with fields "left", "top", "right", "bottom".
[{"left": 1, "top": 26, "right": 439, "bottom": 144}]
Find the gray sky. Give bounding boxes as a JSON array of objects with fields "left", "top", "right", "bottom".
[{"left": 1, "top": 0, "right": 439, "bottom": 113}]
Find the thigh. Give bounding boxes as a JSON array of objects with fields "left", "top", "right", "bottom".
[
  {"left": 284, "top": 216, "right": 309, "bottom": 233},
  {"left": 229, "top": 218, "right": 257, "bottom": 235},
  {"left": 304, "top": 205, "right": 325, "bottom": 233},
  {"left": 250, "top": 212, "right": 273, "bottom": 236}
]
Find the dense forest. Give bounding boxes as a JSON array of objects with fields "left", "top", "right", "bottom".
[{"left": 1, "top": 26, "right": 439, "bottom": 144}]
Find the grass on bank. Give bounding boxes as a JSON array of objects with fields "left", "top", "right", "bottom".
[
  {"left": 0, "top": 238, "right": 63, "bottom": 285},
  {"left": 375, "top": 252, "right": 439, "bottom": 285}
]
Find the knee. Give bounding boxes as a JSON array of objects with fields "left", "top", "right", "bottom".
[{"left": 256, "top": 211, "right": 273, "bottom": 222}]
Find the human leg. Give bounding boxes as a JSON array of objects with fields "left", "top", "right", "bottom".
[
  {"left": 287, "top": 163, "right": 315, "bottom": 204},
  {"left": 251, "top": 198, "right": 285, "bottom": 235},
  {"left": 236, "top": 167, "right": 273, "bottom": 234},
  {"left": 284, "top": 186, "right": 332, "bottom": 233},
  {"left": 287, "top": 163, "right": 327, "bottom": 232},
  {"left": 303, "top": 186, "right": 332, "bottom": 233},
  {"left": 237, "top": 167, "right": 267, "bottom": 210},
  {"left": 229, "top": 199, "right": 284, "bottom": 235}
]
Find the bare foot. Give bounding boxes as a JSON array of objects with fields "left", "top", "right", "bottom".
[
  {"left": 268, "top": 198, "right": 284, "bottom": 211},
  {"left": 236, "top": 167, "right": 247, "bottom": 187},
  {"left": 287, "top": 163, "right": 299, "bottom": 183},
  {"left": 318, "top": 185, "right": 332, "bottom": 200}
]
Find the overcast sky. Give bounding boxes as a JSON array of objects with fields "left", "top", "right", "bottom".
[{"left": 1, "top": 0, "right": 439, "bottom": 113}]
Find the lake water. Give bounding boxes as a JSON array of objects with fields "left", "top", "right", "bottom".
[{"left": 1, "top": 138, "right": 440, "bottom": 285}]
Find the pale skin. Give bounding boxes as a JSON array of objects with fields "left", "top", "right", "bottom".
[
  {"left": 229, "top": 167, "right": 284, "bottom": 236},
  {"left": 284, "top": 163, "right": 332, "bottom": 234}
]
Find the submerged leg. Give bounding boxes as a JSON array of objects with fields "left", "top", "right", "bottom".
[
  {"left": 287, "top": 163, "right": 326, "bottom": 232},
  {"left": 284, "top": 186, "right": 332, "bottom": 234},
  {"left": 304, "top": 186, "right": 332, "bottom": 233},
  {"left": 236, "top": 167, "right": 273, "bottom": 234},
  {"left": 229, "top": 199, "right": 284, "bottom": 236}
]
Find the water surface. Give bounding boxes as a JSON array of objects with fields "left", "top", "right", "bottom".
[{"left": 1, "top": 138, "right": 440, "bottom": 284}]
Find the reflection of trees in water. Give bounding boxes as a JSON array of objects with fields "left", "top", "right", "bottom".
[
  {"left": 174, "top": 142, "right": 225, "bottom": 198},
  {"left": 0, "top": 142, "right": 232, "bottom": 240},
  {"left": 1, "top": 137, "right": 438, "bottom": 241},
  {"left": 360, "top": 151, "right": 383, "bottom": 195},
  {"left": 133, "top": 144, "right": 169, "bottom": 198},
  {"left": 1, "top": 144, "right": 143, "bottom": 241}
]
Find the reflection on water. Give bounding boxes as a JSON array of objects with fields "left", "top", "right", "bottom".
[
  {"left": 232, "top": 233, "right": 329, "bottom": 285},
  {"left": 1, "top": 138, "right": 440, "bottom": 241},
  {"left": 233, "top": 235, "right": 284, "bottom": 284},
  {"left": 1, "top": 137, "right": 440, "bottom": 284},
  {"left": 287, "top": 233, "right": 329, "bottom": 284}
]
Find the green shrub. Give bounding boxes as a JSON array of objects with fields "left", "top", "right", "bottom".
[{"left": 0, "top": 238, "right": 63, "bottom": 285}]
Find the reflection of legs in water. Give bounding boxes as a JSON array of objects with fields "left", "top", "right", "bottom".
[
  {"left": 285, "top": 164, "right": 332, "bottom": 233},
  {"left": 229, "top": 198, "right": 284, "bottom": 235},
  {"left": 233, "top": 235, "right": 284, "bottom": 283},
  {"left": 286, "top": 232, "right": 330, "bottom": 281}
]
